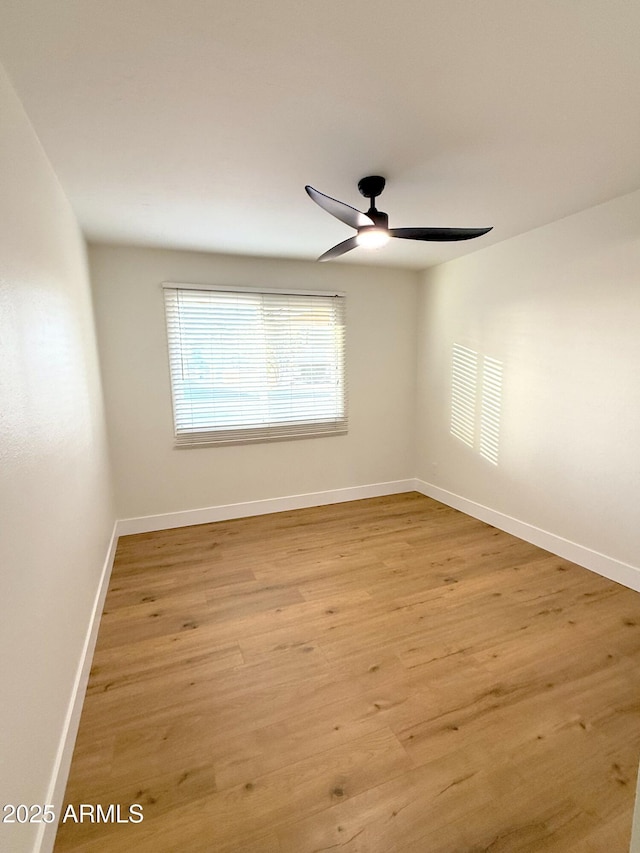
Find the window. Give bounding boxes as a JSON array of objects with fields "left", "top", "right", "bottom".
[{"left": 163, "top": 283, "right": 347, "bottom": 446}]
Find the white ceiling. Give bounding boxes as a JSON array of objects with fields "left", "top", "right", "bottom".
[{"left": 1, "top": 0, "right": 640, "bottom": 269}]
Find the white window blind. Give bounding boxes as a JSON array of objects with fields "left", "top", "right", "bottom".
[{"left": 163, "top": 284, "right": 347, "bottom": 446}]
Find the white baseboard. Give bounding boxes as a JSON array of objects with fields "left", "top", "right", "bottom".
[
  {"left": 116, "top": 479, "right": 416, "bottom": 536},
  {"left": 34, "top": 522, "right": 119, "bottom": 853},
  {"left": 630, "top": 770, "right": 640, "bottom": 853},
  {"left": 414, "top": 479, "right": 640, "bottom": 593}
]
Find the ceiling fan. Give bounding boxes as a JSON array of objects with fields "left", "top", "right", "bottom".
[{"left": 305, "top": 175, "right": 492, "bottom": 261}]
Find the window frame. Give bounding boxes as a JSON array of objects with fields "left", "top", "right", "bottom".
[{"left": 162, "top": 282, "right": 348, "bottom": 448}]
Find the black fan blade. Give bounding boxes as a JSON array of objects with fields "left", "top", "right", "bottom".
[
  {"left": 389, "top": 226, "right": 493, "bottom": 242},
  {"left": 306, "top": 185, "right": 374, "bottom": 230},
  {"left": 317, "top": 236, "right": 359, "bottom": 262}
]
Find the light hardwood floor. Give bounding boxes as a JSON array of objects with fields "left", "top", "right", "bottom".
[{"left": 55, "top": 492, "right": 640, "bottom": 852}]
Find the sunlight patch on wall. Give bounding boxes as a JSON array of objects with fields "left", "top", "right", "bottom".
[
  {"left": 479, "top": 356, "right": 503, "bottom": 465},
  {"left": 450, "top": 344, "right": 478, "bottom": 448},
  {"left": 450, "top": 344, "right": 503, "bottom": 465}
]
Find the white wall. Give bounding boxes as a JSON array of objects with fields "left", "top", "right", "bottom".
[
  {"left": 415, "top": 189, "right": 640, "bottom": 569},
  {"left": 89, "top": 245, "right": 418, "bottom": 520},
  {"left": 0, "top": 66, "right": 114, "bottom": 853}
]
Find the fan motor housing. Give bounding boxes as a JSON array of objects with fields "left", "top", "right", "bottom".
[{"left": 364, "top": 210, "right": 389, "bottom": 229}]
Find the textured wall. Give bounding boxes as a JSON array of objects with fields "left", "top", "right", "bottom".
[
  {"left": 0, "top": 65, "right": 114, "bottom": 853},
  {"left": 415, "top": 189, "right": 640, "bottom": 568},
  {"left": 90, "top": 244, "right": 418, "bottom": 520}
]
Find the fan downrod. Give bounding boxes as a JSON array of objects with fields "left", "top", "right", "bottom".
[{"left": 357, "top": 175, "right": 386, "bottom": 201}]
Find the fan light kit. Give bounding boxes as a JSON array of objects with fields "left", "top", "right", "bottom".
[
  {"left": 305, "top": 175, "right": 492, "bottom": 262},
  {"left": 356, "top": 227, "right": 389, "bottom": 249}
]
